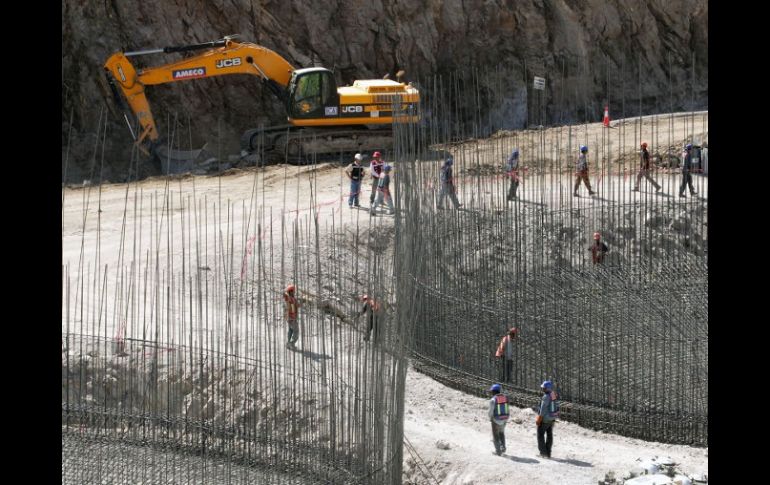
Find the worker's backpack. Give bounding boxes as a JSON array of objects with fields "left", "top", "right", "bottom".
[{"left": 493, "top": 394, "right": 509, "bottom": 420}]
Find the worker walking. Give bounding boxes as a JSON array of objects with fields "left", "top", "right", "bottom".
[
  {"left": 488, "top": 383, "right": 510, "bottom": 456},
  {"left": 536, "top": 380, "right": 559, "bottom": 458},
  {"left": 632, "top": 142, "right": 662, "bottom": 192},
  {"left": 506, "top": 149, "right": 521, "bottom": 201},
  {"left": 357, "top": 294, "right": 381, "bottom": 342},
  {"left": 369, "top": 151, "right": 384, "bottom": 206},
  {"left": 437, "top": 155, "right": 462, "bottom": 209},
  {"left": 346, "top": 153, "right": 365, "bottom": 207},
  {"left": 679, "top": 143, "right": 698, "bottom": 198},
  {"left": 589, "top": 231, "right": 609, "bottom": 264},
  {"left": 495, "top": 327, "right": 519, "bottom": 383},
  {"left": 573, "top": 145, "right": 596, "bottom": 197},
  {"left": 283, "top": 284, "right": 300, "bottom": 350},
  {"left": 370, "top": 164, "right": 395, "bottom": 215}
]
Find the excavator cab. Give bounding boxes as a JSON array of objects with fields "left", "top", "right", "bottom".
[{"left": 287, "top": 68, "right": 339, "bottom": 120}]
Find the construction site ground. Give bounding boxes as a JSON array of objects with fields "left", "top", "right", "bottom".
[{"left": 62, "top": 114, "right": 708, "bottom": 484}]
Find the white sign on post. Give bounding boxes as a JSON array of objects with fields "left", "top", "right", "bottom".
[{"left": 533, "top": 76, "right": 546, "bottom": 90}]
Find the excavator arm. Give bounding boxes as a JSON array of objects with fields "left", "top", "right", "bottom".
[{"left": 104, "top": 38, "right": 295, "bottom": 150}]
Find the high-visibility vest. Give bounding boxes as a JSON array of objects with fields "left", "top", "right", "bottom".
[
  {"left": 284, "top": 293, "right": 298, "bottom": 318},
  {"left": 368, "top": 298, "right": 381, "bottom": 312},
  {"left": 495, "top": 335, "right": 513, "bottom": 358},
  {"left": 493, "top": 394, "right": 509, "bottom": 420}
]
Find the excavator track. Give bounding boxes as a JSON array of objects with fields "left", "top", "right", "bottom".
[{"left": 241, "top": 126, "right": 394, "bottom": 165}]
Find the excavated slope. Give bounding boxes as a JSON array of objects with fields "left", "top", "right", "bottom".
[{"left": 61, "top": 0, "right": 707, "bottom": 181}]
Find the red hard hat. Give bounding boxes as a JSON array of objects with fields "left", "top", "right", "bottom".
[
  {"left": 372, "top": 151, "right": 382, "bottom": 158},
  {"left": 286, "top": 284, "right": 295, "bottom": 293},
  {"left": 593, "top": 232, "right": 601, "bottom": 240},
  {"left": 641, "top": 142, "right": 647, "bottom": 148}
]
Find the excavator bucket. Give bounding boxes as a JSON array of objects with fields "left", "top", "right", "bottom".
[{"left": 152, "top": 143, "right": 214, "bottom": 174}]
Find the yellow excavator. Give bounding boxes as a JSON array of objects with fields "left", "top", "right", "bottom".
[{"left": 104, "top": 36, "right": 420, "bottom": 164}]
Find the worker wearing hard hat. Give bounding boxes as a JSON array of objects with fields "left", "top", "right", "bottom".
[
  {"left": 632, "top": 142, "right": 662, "bottom": 193},
  {"left": 369, "top": 151, "right": 384, "bottom": 206},
  {"left": 346, "top": 153, "right": 365, "bottom": 207},
  {"left": 488, "top": 383, "right": 510, "bottom": 456},
  {"left": 573, "top": 145, "right": 596, "bottom": 197},
  {"left": 495, "top": 327, "right": 519, "bottom": 383},
  {"left": 589, "top": 232, "right": 609, "bottom": 264},
  {"left": 284, "top": 284, "right": 300, "bottom": 350}
]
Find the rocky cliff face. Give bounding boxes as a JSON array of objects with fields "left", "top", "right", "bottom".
[{"left": 62, "top": 0, "right": 707, "bottom": 182}]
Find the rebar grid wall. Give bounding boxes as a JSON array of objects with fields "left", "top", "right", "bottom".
[
  {"left": 62, "top": 53, "right": 707, "bottom": 483},
  {"left": 62, "top": 169, "right": 406, "bottom": 483},
  {"left": 392, "top": 63, "right": 707, "bottom": 446}
]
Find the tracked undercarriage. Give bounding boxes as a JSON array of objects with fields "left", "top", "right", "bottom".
[{"left": 240, "top": 125, "right": 395, "bottom": 164}]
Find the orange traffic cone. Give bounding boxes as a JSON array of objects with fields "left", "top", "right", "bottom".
[{"left": 603, "top": 106, "right": 610, "bottom": 127}]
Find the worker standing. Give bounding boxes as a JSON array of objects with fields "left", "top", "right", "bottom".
[
  {"left": 632, "top": 142, "right": 662, "bottom": 193},
  {"left": 346, "top": 153, "right": 365, "bottom": 207},
  {"left": 283, "top": 284, "right": 300, "bottom": 350},
  {"left": 589, "top": 231, "right": 609, "bottom": 264},
  {"left": 371, "top": 164, "right": 395, "bottom": 215},
  {"left": 495, "top": 327, "right": 519, "bottom": 383},
  {"left": 437, "top": 155, "right": 462, "bottom": 209},
  {"left": 679, "top": 143, "right": 698, "bottom": 198},
  {"left": 357, "top": 294, "right": 381, "bottom": 342},
  {"left": 506, "top": 149, "right": 521, "bottom": 201},
  {"left": 369, "top": 151, "right": 384, "bottom": 206},
  {"left": 488, "top": 383, "right": 510, "bottom": 456},
  {"left": 573, "top": 145, "right": 596, "bottom": 197},
  {"left": 536, "top": 380, "right": 559, "bottom": 458}
]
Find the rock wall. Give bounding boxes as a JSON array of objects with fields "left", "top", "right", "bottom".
[{"left": 62, "top": 0, "right": 707, "bottom": 181}]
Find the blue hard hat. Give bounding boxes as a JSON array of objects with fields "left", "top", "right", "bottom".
[
  {"left": 541, "top": 380, "right": 553, "bottom": 391},
  {"left": 580, "top": 145, "right": 588, "bottom": 153},
  {"left": 489, "top": 383, "right": 502, "bottom": 393},
  {"left": 685, "top": 143, "right": 693, "bottom": 150},
  {"left": 383, "top": 164, "right": 392, "bottom": 172},
  {"left": 511, "top": 149, "right": 519, "bottom": 158}
]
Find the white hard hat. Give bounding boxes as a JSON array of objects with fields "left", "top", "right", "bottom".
[{"left": 354, "top": 153, "right": 363, "bottom": 161}]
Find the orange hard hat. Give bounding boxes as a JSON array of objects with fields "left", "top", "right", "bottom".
[
  {"left": 286, "top": 284, "right": 295, "bottom": 293},
  {"left": 593, "top": 232, "right": 601, "bottom": 240}
]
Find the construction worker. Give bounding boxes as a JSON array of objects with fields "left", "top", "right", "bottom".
[
  {"left": 345, "top": 153, "right": 365, "bottom": 207},
  {"left": 632, "top": 142, "right": 662, "bottom": 193},
  {"left": 283, "top": 284, "right": 300, "bottom": 350},
  {"left": 437, "top": 155, "right": 462, "bottom": 209},
  {"left": 488, "top": 383, "right": 510, "bottom": 456},
  {"left": 536, "top": 380, "right": 559, "bottom": 458},
  {"left": 356, "top": 294, "right": 381, "bottom": 342},
  {"left": 679, "top": 143, "right": 698, "bottom": 198},
  {"left": 495, "top": 327, "right": 519, "bottom": 383},
  {"left": 589, "top": 231, "right": 609, "bottom": 264},
  {"left": 369, "top": 151, "right": 384, "bottom": 206},
  {"left": 573, "top": 145, "right": 595, "bottom": 197},
  {"left": 506, "top": 149, "right": 520, "bottom": 201},
  {"left": 371, "top": 164, "right": 395, "bottom": 216}
]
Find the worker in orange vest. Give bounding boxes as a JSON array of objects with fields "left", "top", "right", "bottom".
[
  {"left": 284, "top": 284, "right": 300, "bottom": 350},
  {"left": 495, "top": 327, "right": 519, "bottom": 383},
  {"left": 357, "top": 294, "right": 381, "bottom": 342}
]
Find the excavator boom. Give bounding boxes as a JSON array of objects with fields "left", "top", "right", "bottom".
[{"left": 104, "top": 38, "right": 294, "bottom": 145}]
